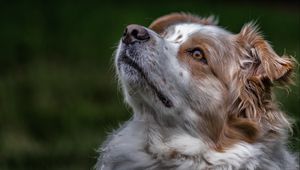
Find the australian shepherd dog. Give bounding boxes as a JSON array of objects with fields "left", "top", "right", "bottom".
[{"left": 96, "top": 13, "right": 298, "bottom": 170}]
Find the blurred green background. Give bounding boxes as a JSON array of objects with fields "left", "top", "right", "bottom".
[{"left": 0, "top": 0, "right": 299, "bottom": 169}]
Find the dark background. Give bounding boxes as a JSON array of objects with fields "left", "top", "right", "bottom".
[{"left": 0, "top": 1, "right": 299, "bottom": 170}]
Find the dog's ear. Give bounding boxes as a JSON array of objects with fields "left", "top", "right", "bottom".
[
  {"left": 237, "top": 23, "right": 295, "bottom": 85},
  {"left": 216, "top": 23, "right": 295, "bottom": 151},
  {"left": 228, "top": 23, "right": 295, "bottom": 136},
  {"left": 149, "top": 13, "right": 217, "bottom": 34}
]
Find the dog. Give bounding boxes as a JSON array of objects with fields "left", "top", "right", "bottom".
[{"left": 95, "top": 13, "right": 298, "bottom": 170}]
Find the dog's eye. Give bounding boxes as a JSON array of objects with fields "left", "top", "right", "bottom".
[{"left": 188, "top": 48, "right": 207, "bottom": 64}]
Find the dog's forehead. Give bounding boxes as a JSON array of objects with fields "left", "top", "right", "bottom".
[
  {"left": 164, "top": 23, "right": 228, "bottom": 44},
  {"left": 164, "top": 23, "right": 202, "bottom": 43}
]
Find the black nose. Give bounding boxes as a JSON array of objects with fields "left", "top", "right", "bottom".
[{"left": 122, "top": 24, "right": 150, "bottom": 44}]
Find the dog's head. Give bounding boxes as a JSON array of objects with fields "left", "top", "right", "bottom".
[{"left": 115, "top": 13, "right": 295, "bottom": 150}]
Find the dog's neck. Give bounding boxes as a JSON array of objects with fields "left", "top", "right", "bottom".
[{"left": 131, "top": 103, "right": 223, "bottom": 158}]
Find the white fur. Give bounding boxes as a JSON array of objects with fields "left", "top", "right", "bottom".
[{"left": 166, "top": 24, "right": 203, "bottom": 43}]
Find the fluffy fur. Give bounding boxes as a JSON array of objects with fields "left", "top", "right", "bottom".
[{"left": 95, "top": 13, "right": 298, "bottom": 170}]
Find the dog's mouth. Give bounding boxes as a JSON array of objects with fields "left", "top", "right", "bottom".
[{"left": 119, "top": 55, "right": 173, "bottom": 108}]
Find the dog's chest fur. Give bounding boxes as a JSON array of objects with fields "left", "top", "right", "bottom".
[{"left": 96, "top": 120, "right": 296, "bottom": 170}]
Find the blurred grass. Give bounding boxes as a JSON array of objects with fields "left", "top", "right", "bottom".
[{"left": 0, "top": 0, "right": 299, "bottom": 169}]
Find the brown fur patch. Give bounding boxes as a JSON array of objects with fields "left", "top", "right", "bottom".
[{"left": 215, "top": 116, "right": 260, "bottom": 151}]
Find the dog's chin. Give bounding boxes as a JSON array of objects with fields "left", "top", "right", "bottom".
[{"left": 117, "top": 53, "right": 145, "bottom": 86}]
